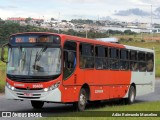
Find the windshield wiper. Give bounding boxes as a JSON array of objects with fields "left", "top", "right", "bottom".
[
  {"left": 33, "top": 47, "right": 47, "bottom": 71},
  {"left": 35, "top": 46, "right": 47, "bottom": 62}
]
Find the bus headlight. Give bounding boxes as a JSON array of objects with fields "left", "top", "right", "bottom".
[
  {"left": 6, "top": 82, "right": 15, "bottom": 91},
  {"left": 43, "top": 81, "right": 60, "bottom": 92},
  {"left": 44, "top": 88, "right": 49, "bottom": 92}
]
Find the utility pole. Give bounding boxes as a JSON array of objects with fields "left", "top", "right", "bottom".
[
  {"left": 86, "top": 28, "right": 88, "bottom": 38},
  {"left": 58, "top": 12, "right": 60, "bottom": 33},
  {"left": 151, "top": 4, "right": 153, "bottom": 41},
  {"left": 84, "top": 16, "right": 88, "bottom": 38}
]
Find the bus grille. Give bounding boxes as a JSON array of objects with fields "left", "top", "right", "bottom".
[
  {"left": 18, "top": 96, "right": 40, "bottom": 99},
  {"left": 16, "top": 93, "right": 41, "bottom": 99}
]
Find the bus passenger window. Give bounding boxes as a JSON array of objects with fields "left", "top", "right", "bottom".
[
  {"left": 79, "top": 43, "right": 94, "bottom": 69},
  {"left": 63, "top": 41, "right": 77, "bottom": 80},
  {"left": 130, "top": 51, "right": 137, "bottom": 61},
  {"left": 146, "top": 53, "right": 154, "bottom": 72},
  {"left": 130, "top": 61, "right": 138, "bottom": 71},
  {"left": 138, "top": 52, "right": 146, "bottom": 72},
  {"left": 130, "top": 51, "right": 138, "bottom": 71},
  {"left": 120, "top": 49, "right": 129, "bottom": 70},
  {"left": 95, "top": 46, "right": 107, "bottom": 69},
  {"left": 109, "top": 48, "right": 119, "bottom": 70}
]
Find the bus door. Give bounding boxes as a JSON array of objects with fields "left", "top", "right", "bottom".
[
  {"left": 63, "top": 41, "right": 77, "bottom": 86},
  {"left": 62, "top": 41, "right": 78, "bottom": 102}
]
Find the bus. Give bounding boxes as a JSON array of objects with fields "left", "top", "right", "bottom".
[{"left": 1, "top": 32, "right": 155, "bottom": 111}]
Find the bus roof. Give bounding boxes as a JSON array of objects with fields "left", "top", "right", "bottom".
[{"left": 124, "top": 45, "right": 154, "bottom": 53}]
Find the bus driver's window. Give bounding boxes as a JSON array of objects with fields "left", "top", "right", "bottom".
[{"left": 63, "top": 41, "right": 77, "bottom": 80}]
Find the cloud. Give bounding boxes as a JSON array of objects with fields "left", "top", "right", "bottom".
[
  {"left": 141, "top": 0, "right": 160, "bottom": 5},
  {"left": 115, "top": 8, "right": 150, "bottom": 16},
  {"left": 154, "top": 7, "right": 160, "bottom": 19},
  {"left": 0, "top": 5, "right": 18, "bottom": 10},
  {"left": 155, "top": 7, "right": 160, "bottom": 12},
  {"left": 58, "top": 0, "right": 104, "bottom": 4}
]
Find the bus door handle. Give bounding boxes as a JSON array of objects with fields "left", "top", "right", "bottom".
[{"left": 74, "top": 74, "right": 77, "bottom": 84}]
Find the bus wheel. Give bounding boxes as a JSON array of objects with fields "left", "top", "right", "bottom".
[
  {"left": 127, "top": 85, "right": 136, "bottom": 104},
  {"left": 73, "top": 88, "right": 87, "bottom": 111},
  {"left": 31, "top": 101, "right": 44, "bottom": 109}
]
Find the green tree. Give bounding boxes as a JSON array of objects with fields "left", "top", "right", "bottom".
[{"left": 25, "top": 17, "right": 32, "bottom": 23}]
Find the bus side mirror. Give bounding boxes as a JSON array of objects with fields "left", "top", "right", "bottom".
[
  {"left": 1, "top": 43, "right": 9, "bottom": 63},
  {"left": 68, "top": 51, "right": 75, "bottom": 63}
]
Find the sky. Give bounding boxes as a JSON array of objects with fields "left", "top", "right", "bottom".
[{"left": 0, "top": 0, "right": 160, "bottom": 23}]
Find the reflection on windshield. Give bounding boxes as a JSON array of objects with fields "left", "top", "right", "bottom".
[{"left": 7, "top": 47, "right": 61, "bottom": 76}]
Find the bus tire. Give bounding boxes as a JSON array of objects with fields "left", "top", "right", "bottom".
[
  {"left": 73, "top": 88, "right": 87, "bottom": 111},
  {"left": 31, "top": 101, "right": 44, "bottom": 109},
  {"left": 126, "top": 85, "right": 136, "bottom": 104}
]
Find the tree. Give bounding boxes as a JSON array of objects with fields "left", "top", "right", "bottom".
[
  {"left": 25, "top": 17, "right": 32, "bottom": 23},
  {"left": 61, "top": 20, "right": 67, "bottom": 22},
  {"left": 124, "top": 30, "right": 136, "bottom": 35}
]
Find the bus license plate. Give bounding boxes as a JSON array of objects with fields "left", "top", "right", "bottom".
[{"left": 24, "top": 93, "right": 33, "bottom": 97}]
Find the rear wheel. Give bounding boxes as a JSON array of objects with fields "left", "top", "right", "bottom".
[
  {"left": 31, "top": 101, "right": 44, "bottom": 109},
  {"left": 73, "top": 88, "right": 87, "bottom": 111},
  {"left": 126, "top": 85, "right": 136, "bottom": 104}
]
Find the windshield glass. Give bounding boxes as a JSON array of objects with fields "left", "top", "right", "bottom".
[{"left": 7, "top": 47, "right": 61, "bottom": 76}]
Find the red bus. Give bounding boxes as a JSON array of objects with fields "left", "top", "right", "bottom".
[{"left": 1, "top": 32, "right": 155, "bottom": 111}]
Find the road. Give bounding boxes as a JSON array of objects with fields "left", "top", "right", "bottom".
[{"left": 0, "top": 80, "right": 160, "bottom": 119}]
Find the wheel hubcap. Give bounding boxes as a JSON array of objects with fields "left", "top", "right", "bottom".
[
  {"left": 80, "top": 93, "right": 86, "bottom": 106},
  {"left": 130, "top": 91, "right": 135, "bottom": 102}
]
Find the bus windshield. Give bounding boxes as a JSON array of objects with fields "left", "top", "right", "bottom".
[{"left": 7, "top": 47, "right": 61, "bottom": 76}]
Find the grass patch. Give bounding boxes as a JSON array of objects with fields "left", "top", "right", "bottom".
[
  {"left": 0, "top": 69, "right": 6, "bottom": 93},
  {"left": 39, "top": 101, "right": 160, "bottom": 120},
  {"left": 0, "top": 48, "right": 6, "bottom": 93}
]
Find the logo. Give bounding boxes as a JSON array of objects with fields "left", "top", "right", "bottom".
[{"left": 2, "top": 112, "right": 11, "bottom": 117}]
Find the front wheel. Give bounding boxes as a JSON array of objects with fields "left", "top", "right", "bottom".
[
  {"left": 73, "top": 88, "right": 87, "bottom": 111},
  {"left": 31, "top": 101, "right": 44, "bottom": 109},
  {"left": 126, "top": 86, "right": 136, "bottom": 104}
]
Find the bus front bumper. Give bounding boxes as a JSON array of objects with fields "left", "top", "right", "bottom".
[{"left": 5, "top": 86, "right": 61, "bottom": 102}]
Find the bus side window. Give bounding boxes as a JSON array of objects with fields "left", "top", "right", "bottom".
[
  {"left": 120, "top": 49, "right": 129, "bottom": 70},
  {"left": 109, "top": 48, "right": 119, "bottom": 70},
  {"left": 130, "top": 50, "right": 138, "bottom": 71},
  {"left": 146, "top": 53, "right": 154, "bottom": 72},
  {"left": 63, "top": 41, "right": 77, "bottom": 80},
  {"left": 138, "top": 52, "right": 146, "bottom": 72},
  {"left": 95, "top": 46, "right": 107, "bottom": 69},
  {"left": 79, "top": 43, "right": 94, "bottom": 69}
]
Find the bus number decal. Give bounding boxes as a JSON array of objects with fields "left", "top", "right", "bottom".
[
  {"left": 95, "top": 90, "right": 103, "bottom": 93},
  {"left": 33, "top": 84, "right": 43, "bottom": 88}
]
